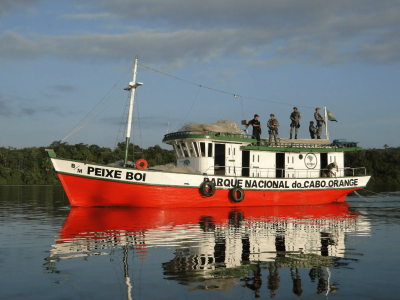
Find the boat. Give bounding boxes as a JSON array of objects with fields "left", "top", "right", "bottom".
[{"left": 46, "top": 57, "right": 371, "bottom": 207}]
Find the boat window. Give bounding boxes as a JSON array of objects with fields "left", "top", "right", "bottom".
[
  {"left": 253, "top": 155, "right": 254, "bottom": 162},
  {"left": 229, "top": 148, "right": 231, "bottom": 156},
  {"left": 292, "top": 157, "right": 294, "bottom": 163},
  {"left": 234, "top": 148, "right": 236, "bottom": 155},
  {"left": 181, "top": 143, "right": 189, "bottom": 157},
  {"left": 258, "top": 155, "right": 259, "bottom": 162},
  {"left": 175, "top": 144, "right": 183, "bottom": 158},
  {"left": 330, "top": 156, "right": 332, "bottom": 163},
  {"left": 287, "top": 156, "right": 289, "bottom": 164},
  {"left": 193, "top": 142, "right": 200, "bottom": 157},
  {"left": 200, "top": 142, "right": 206, "bottom": 157},
  {"left": 208, "top": 143, "right": 213, "bottom": 157},
  {"left": 187, "top": 142, "right": 196, "bottom": 157}
]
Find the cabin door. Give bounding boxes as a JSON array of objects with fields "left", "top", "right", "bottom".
[
  {"left": 214, "top": 144, "right": 226, "bottom": 175},
  {"left": 320, "top": 153, "right": 328, "bottom": 177},
  {"left": 276, "top": 153, "right": 285, "bottom": 178},
  {"left": 241, "top": 150, "right": 250, "bottom": 177}
]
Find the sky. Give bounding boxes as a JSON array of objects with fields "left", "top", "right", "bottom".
[{"left": 1, "top": 0, "right": 399, "bottom": 150}]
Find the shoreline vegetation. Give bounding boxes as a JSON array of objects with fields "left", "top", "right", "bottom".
[{"left": 0, "top": 142, "right": 399, "bottom": 187}]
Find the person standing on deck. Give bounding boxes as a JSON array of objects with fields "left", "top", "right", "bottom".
[
  {"left": 268, "top": 114, "right": 279, "bottom": 144},
  {"left": 314, "top": 108, "right": 324, "bottom": 139},
  {"left": 309, "top": 121, "right": 317, "bottom": 139},
  {"left": 289, "top": 107, "right": 301, "bottom": 139},
  {"left": 323, "top": 162, "right": 338, "bottom": 177},
  {"left": 250, "top": 114, "right": 261, "bottom": 146}
]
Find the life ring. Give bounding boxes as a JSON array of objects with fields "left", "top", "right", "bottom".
[
  {"left": 230, "top": 187, "right": 245, "bottom": 203},
  {"left": 199, "top": 181, "right": 216, "bottom": 197},
  {"left": 136, "top": 159, "right": 148, "bottom": 170}
]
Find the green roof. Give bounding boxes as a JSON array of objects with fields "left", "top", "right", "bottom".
[
  {"left": 162, "top": 131, "right": 361, "bottom": 153},
  {"left": 163, "top": 130, "right": 253, "bottom": 143}
]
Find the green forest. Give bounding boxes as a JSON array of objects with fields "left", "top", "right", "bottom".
[
  {"left": 0, "top": 142, "right": 399, "bottom": 187},
  {"left": 0, "top": 142, "right": 175, "bottom": 185}
]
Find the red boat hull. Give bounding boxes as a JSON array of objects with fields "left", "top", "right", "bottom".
[{"left": 58, "top": 173, "right": 360, "bottom": 207}]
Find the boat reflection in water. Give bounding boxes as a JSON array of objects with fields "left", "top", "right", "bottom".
[{"left": 50, "top": 203, "right": 370, "bottom": 298}]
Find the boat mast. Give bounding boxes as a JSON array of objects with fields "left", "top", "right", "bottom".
[
  {"left": 124, "top": 56, "right": 143, "bottom": 167},
  {"left": 324, "top": 106, "right": 329, "bottom": 140}
]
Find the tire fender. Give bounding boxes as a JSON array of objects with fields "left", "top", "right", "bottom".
[
  {"left": 199, "top": 181, "right": 216, "bottom": 197},
  {"left": 230, "top": 187, "right": 245, "bottom": 203}
]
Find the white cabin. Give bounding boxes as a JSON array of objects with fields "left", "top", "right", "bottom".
[{"left": 162, "top": 131, "right": 359, "bottom": 179}]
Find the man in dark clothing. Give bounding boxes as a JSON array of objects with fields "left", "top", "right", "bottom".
[
  {"left": 290, "top": 107, "right": 301, "bottom": 139},
  {"left": 250, "top": 114, "right": 261, "bottom": 146}
]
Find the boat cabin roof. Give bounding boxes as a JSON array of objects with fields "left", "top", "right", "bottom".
[{"left": 162, "top": 130, "right": 362, "bottom": 153}]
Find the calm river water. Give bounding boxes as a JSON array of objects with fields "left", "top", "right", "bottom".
[{"left": 1, "top": 185, "right": 399, "bottom": 300}]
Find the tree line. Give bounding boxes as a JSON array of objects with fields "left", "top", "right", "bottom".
[
  {"left": 0, "top": 142, "right": 175, "bottom": 185},
  {"left": 344, "top": 148, "right": 400, "bottom": 186},
  {"left": 0, "top": 142, "right": 399, "bottom": 186}
]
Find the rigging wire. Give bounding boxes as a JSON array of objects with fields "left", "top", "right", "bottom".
[
  {"left": 61, "top": 61, "right": 315, "bottom": 143},
  {"left": 138, "top": 63, "right": 315, "bottom": 109},
  {"left": 61, "top": 66, "right": 134, "bottom": 142},
  {"left": 173, "top": 85, "right": 202, "bottom": 131},
  {"left": 62, "top": 89, "right": 126, "bottom": 141}
]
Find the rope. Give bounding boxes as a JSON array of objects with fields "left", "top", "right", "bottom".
[
  {"left": 362, "top": 189, "right": 381, "bottom": 195},
  {"left": 138, "top": 63, "right": 316, "bottom": 108}
]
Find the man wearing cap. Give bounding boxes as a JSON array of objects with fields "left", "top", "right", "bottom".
[
  {"left": 323, "top": 162, "right": 338, "bottom": 177},
  {"left": 309, "top": 121, "right": 317, "bottom": 139},
  {"left": 250, "top": 114, "right": 261, "bottom": 145},
  {"left": 314, "top": 108, "right": 324, "bottom": 139},
  {"left": 267, "top": 114, "right": 279, "bottom": 144},
  {"left": 290, "top": 107, "right": 301, "bottom": 139}
]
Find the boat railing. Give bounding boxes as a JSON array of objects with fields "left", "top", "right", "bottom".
[
  {"left": 203, "top": 166, "right": 367, "bottom": 178},
  {"left": 163, "top": 131, "right": 359, "bottom": 149},
  {"left": 246, "top": 141, "right": 359, "bottom": 149},
  {"left": 164, "top": 130, "right": 253, "bottom": 139}
]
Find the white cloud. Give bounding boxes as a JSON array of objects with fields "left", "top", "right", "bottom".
[{"left": 1, "top": 0, "right": 400, "bottom": 67}]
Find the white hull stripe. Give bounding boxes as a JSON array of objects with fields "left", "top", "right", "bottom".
[{"left": 52, "top": 158, "right": 370, "bottom": 191}]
